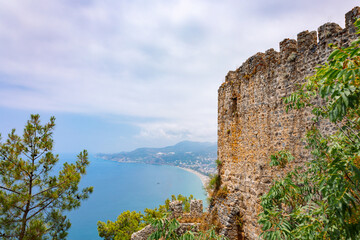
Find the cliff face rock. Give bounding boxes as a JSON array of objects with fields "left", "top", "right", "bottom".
[{"left": 213, "top": 7, "right": 360, "bottom": 240}]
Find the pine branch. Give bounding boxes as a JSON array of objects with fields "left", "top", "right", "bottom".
[
  {"left": 0, "top": 153, "right": 31, "bottom": 177},
  {"left": 0, "top": 185, "right": 21, "bottom": 195},
  {"left": 26, "top": 197, "right": 57, "bottom": 221}
]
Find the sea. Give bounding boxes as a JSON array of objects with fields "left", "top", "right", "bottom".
[{"left": 58, "top": 154, "right": 207, "bottom": 240}]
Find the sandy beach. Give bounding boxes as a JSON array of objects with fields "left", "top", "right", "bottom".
[{"left": 178, "top": 167, "right": 210, "bottom": 188}]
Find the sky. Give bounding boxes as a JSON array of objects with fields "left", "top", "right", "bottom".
[{"left": 0, "top": 0, "right": 358, "bottom": 153}]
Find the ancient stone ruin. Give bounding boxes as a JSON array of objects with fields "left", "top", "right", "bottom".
[
  {"left": 131, "top": 199, "right": 204, "bottom": 240},
  {"left": 212, "top": 7, "right": 360, "bottom": 240}
]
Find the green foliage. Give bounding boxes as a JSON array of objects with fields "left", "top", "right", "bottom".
[
  {"left": 215, "top": 159, "right": 222, "bottom": 167},
  {"left": 170, "top": 194, "right": 194, "bottom": 212},
  {"left": 148, "top": 216, "right": 224, "bottom": 240},
  {"left": 0, "top": 114, "right": 93, "bottom": 239},
  {"left": 97, "top": 211, "right": 144, "bottom": 240},
  {"left": 269, "top": 150, "right": 294, "bottom": 168},
  {"left": 216, "top": 185, "right": 229, "bottom": 199},
  {"left": 148, "top": 217, "right": 184, "bottom": 240},
  {"left": 207, "top": 160, "right": 223, "bottom": 196},
  {"left": 259, "top": 19, "right": 360, "bottom": 240},
  {"left": 142, "top": 207, "right": 166, "bottom": 224},
  {"left": 206, "top": 174, "right": 220, "bottom": 192},
  {"left": 97, "top": 194, "right": 194, "bottom": 239},
  {"left": 206, "top": 174, "right": 221, "bottom": 204}
]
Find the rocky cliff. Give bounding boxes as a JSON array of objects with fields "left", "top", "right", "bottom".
[{"left": 212, "top": 7, "right": 360, "bottom": 240}]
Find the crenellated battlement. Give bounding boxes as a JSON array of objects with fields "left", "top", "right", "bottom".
[
  {"left": 214, "top": 6, "right": 360, "bottom": 240},
  {"left": 221, "top": 6, "right": 360, "bottom": 91}
]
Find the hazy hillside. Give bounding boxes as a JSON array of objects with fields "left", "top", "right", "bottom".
[{"left": 97, "top": 141, "right": 217, "bottom": 175}]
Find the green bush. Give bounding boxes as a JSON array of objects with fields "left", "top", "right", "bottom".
[
  {"left": 97, "top": 211, "right": 144, "bottom": 240},
  {"left": 207, "top": 174, "right": 220, "bottom": 192},
  {"left": 215, "top": 159, "right": 222, "bottom": 167},
  {"left": 148, "top": 217, "right": 225, "bottom": 240},
  {"left": 97, "top": 195, "right": 195, "bottom": 240}
]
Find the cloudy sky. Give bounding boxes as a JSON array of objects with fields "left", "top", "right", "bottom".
[{"left": 0, "top": 0, "right": 358, "bottom": 153}]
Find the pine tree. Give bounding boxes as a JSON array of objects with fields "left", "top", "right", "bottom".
[{"left": 0, "top": 114, "right": 93, "bottom": 239}]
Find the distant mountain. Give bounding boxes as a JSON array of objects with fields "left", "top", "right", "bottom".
[{"left": 97, "top": 141, "right": 217, "bottom": 175}]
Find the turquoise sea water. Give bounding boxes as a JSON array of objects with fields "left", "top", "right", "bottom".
[{"left": 59, "top": 154, "right": 207, "bottom": 240}]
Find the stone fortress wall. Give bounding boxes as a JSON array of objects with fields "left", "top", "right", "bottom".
[
  {"left": 213, "top": 7, "right": 360, "bottom": 240},
  {"left": 131, "top": 200, "right": 204, "bottom": 240}
]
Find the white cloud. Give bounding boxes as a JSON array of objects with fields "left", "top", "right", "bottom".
[{"left": 0, "top": 0, "right": 358, "bottom": 143}]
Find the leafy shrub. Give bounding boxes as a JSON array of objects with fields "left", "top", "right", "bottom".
[
  {"left": 98, "top": 195, "right": 195, "bottom": 239},
  {"left": 269, "top": 150, "right": 294, "bottom": 168},
  {"left": 148, "top": 217, "right": 225, "bottom": 240},
  {"left": 206, "top": 174, "right": 220, "bottom": 192},
  {"left": 216, "top": 186, "right": 229, "bottom": 199},
  {"left": 97, "top": 211, "right": 144, "bottom": 240}
]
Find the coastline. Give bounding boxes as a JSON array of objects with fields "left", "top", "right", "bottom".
[
  {"left": 177, "top": 167, "right": 210, "bottom": 188},
  {"left": 104, "top": 157, "right": 211, "bottom": 189}
]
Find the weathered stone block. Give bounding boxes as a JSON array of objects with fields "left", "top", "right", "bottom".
[
  {"left": 169, "top": 200, "right": 183, "bottom": 218},
  {"left": 131, "top": 225, "right": 154, "bottom": 240},
  {"left": 318, "top": 23, "right": 342, "bottom": 42},
  {"left": 297, "top": 30, "right": 317, "bottom": 52},
  {"left": 345, "top": 6, "right": 360, "bottom": 29},
  {"left": 279, "top": 38, "right": 297, "bottom": 62},
  {"left": 190, "top": 200, "right": 203, "bottom": 217}
]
